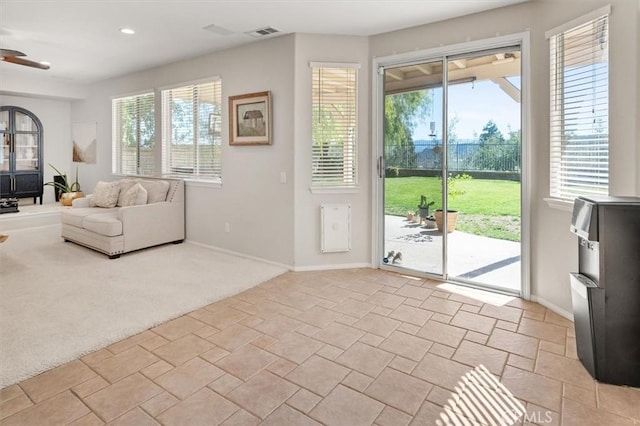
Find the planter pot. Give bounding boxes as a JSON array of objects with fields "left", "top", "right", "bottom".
[
  {"left": 434, "top": 209, "right": 458, "bottom": 233},
  {"left": 425, "top": 217, "right": 437, "bottom": 229},
  {"left": 418, "top": 207, "right": 430, "bottom": 219},
  {"left": 60, "top": 191, "right": 84, "bottom": 206}
]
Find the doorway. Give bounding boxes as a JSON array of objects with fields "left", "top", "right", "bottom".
[{"left": 378, "top": 41, "right": 526, "bottom": 296}]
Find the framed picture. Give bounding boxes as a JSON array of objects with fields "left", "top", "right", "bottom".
[{"left": 229, "top": 91, "right": 272, "bottom": 145}]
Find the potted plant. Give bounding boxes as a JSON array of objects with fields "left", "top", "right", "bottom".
[
  {"left": 417, "top": 195, "right": 435, "bottom": 221},
  {"left": 434, "top": 173, "right": 472, "bottom": 233},
  {"left": 44, "top": 163, "right": 83, "bottom": 206}
]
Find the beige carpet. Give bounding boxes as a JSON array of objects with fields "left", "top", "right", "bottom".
[{"left": 0, "top": 224, "right": 288, "bottom": 388}]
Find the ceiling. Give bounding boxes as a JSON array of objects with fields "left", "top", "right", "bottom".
[{"left": 0, "top": 0, "right": 527, "bottom": 85}]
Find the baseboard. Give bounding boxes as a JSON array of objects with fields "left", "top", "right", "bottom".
[
  {"left": 530, "top": 295, "right": 574, "bottom": 321},
  {"left": 186, "top": 240, "right": 293, "bottom": 271},
  {"left": 184, "top": 240, "right": 371, "bottom": 273},
  {"left": 292, "top": 262, "right": 372, "bottom": 272}
]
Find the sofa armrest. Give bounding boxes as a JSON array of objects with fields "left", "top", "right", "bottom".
[
  {"left": 72, "top": 195, "right": 92, "bottom": 208},
  {"left": 119, "top": 201, "right": 185, "bottom": 252}
]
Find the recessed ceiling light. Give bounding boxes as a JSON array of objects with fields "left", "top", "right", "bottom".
[{"left": 120, "top": 28, "right": 136, "bottom": 35}]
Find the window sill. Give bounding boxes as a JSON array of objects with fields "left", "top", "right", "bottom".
[
  {"left": 184, "top": 179, "right": 222, "bottom": 189},
  {"left": 310, "top": 186, "right": 360, "bottom": 194},
  {"left": 544, "top": 197, "right": 574, "bottom": 212}
]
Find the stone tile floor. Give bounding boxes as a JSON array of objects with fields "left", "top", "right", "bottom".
[{"left": 1, "top": 268, "right": 638, "bottom": 425}]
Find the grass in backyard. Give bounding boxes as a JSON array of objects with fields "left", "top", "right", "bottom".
[{"left": 385, "top": 176, "right": 521, "bottom": 241}]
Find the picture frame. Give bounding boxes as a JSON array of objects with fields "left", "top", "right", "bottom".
[{"left": 228, "top": 91, "right": 272, "bottom": 145}]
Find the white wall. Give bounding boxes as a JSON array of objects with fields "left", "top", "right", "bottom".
[
  {"left": 0, "top": 94, "right": 73, "bottom": 204},
  {"left": 70, "top": 32, "right": 374, "bottom": 270},
  {"left": 0, "top": 71, "right": 88, "bottom": 101},
  {"left": 293, "top": 34, "right": 371, "bottom": 269},
  {"left": 370, "top": 0, "right": 640, "bottom": 314},
  {"left": 70, "top": 35, "right": 297, "bottom": 267}
]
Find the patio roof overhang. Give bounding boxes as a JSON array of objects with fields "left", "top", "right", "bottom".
[{"left": 384, "top": 51, "right": 521, "bottom": 103}]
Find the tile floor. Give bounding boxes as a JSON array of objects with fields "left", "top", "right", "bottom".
[{"left": 1, "top": 268, "right": 639, "bottom": 425}]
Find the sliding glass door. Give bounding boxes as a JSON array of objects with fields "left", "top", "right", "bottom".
[
  {"left": 382, "top": 60, "right": 444, "bottom": 276},
  {"left": 380, "top": 45, "right": 523, "bottom": 295}
]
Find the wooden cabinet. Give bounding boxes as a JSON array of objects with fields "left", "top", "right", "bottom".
[{"left": 0, "top": 106, "right": 43, "bottom": 204}]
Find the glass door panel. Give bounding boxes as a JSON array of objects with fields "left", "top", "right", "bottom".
[
  {"left": 15, "top": 111, "right": 37, "bottom": 132},
  {"left": 0, "top": 111, "right": 9, "bottom": 172},
  {"left": 14, "top": 134, "right": 38, "bottom": 171},
  {"left": 1, "top": 133, "right": 9, "bottom": 172},
  {"left": 0, "top": 110, "right": 8, "bottom": 131},
  {"left": 383, "top": 60, "right": 444, "bottom": 275},
  {"left": 446, "top": 49, "right": 522, "bottom": 293}
]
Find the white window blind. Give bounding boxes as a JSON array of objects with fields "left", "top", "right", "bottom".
[
  {"left": 311, "top": 63, "right": 358, "bottom": 188},
  {"left": 161, "top": 80, "right": 222, "bottom": 180},
  {"left": 112, "top": 92, "right": 155, "bottom": 176},
  {"left": 548, "top": 8, "right": 609, "bottom": 200}
]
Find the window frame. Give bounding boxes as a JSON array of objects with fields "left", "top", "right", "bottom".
[
  {"left": 111, "top": 90, "right": 156, "bottom": 176},
  {"left": 310, "top": 61, "right": 360, "bottom": 192},
  {"left": 546, "top": 6, "right": 610, "bottom": 202},
  {"left": 160, "top": 78, "right": 223, "bottom": 183}
]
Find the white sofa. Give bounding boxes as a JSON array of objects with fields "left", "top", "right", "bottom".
[{"left": 60, "top": 177, "right": 185, "bottom": 258}]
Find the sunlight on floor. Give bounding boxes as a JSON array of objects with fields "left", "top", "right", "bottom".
[
  {"left": 437, "top": 364, "right": 535, "bottom": 425},
  {"left": 436, "top": 283, "right": 517, "bottom": 307}
]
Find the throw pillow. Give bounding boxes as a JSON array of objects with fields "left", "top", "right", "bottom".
[
  {"left": 120, "top": 183, "right": 148, "bottom": 207},
  {"left": 116, "top": 179, "right": 139, "bottom": 206},
  {"left": 89, "top": 181, "right": 121, "bottom": 208},
  {"left": 139, "top": 180, "right": 170, "bottom": 204}
]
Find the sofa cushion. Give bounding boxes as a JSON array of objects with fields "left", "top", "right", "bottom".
[
  {"left": 82, "top": 212, "right": 123, "bottom": 237},
  {"left": 139, "top": 180, "right": 170, "bottom": 204},
  {"left": 116, "top": 179, "right": 139, "bottom": 207},
  {"left": 90, "top": 181, "right": 121, "bottom": 208},
  {"left": 121, "top": 183, "right": 148, "bottom": 206},
  {"left": 61, "top": 207, "right": 119, "bottom": 228}
]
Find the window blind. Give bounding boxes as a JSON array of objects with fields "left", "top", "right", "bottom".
[
  {"left": 161, "top": 80, "right": 222, "bottom": 180},
  {"left": 311, "top": 64, "right": 358, "bottom": 187},
  {"left": 112, "top": 92, "right": 155, "bottom": 176},
  {"left": 548, "top": 10, "right": 609, "bottom": 200}
]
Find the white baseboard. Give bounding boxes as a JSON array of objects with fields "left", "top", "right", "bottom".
[
  {"left": 292, "top": 262, "right": 372, "bottom": 272},
  {"left": 186, "top": 241, "right": 372, "bottom": 274},
  {"left": 530, "top": 295, "right": 574, "bottom": 321},
  {"left": 186, "top": 240, "right": 292, "bottom": 271}
]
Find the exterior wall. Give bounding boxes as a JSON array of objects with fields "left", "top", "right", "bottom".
[
  {"left": 0, "top": 94, "right": 72, "bottom": 204},
  {"left": 370, "top": 0, "right": 640, "bottom": 314},
  {"left": 70, "top": 35, "right": 296, "bottom": 267},
  {"left": 293, "top": 34, "right": 371, "bottom": 269}
]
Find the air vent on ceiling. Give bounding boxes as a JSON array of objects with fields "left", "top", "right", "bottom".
[{"left": 245, "top": 26, "right": 280, "bottom": 38}]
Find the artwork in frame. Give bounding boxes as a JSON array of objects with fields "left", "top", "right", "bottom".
[
  {"left": 228, "top": 91, "right": 272, "bottom": 145},
  {"left": 72, "top": 122, "right": 97, "bottom": 163}
]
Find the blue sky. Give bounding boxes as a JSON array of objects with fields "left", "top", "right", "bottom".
[{"left": 413, "top": 78, "right": 521, "bottom": 141}]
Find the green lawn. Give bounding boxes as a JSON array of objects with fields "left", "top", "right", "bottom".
[{"left": 385, "top": 176, "right": 521, "bottom": 241}]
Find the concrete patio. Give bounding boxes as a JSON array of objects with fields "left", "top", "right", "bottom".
[{"left": 384, "top": 215, "right": 521, "bottom": 293}]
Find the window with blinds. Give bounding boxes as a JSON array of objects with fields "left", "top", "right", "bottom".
[
  {"left": 547, "top": 7, "right": 609, "bottom": 200},
  {"left": 112, "top": 92, "right": 155, "bottom": 176},
  {"left": 311, "top": 63, "right": 359, "bottom": 188},
  {"left": 161, "top": 79, "right": 222, "bottom": 181}
]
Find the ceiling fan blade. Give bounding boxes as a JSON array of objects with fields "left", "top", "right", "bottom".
[
  {"left": 1, "top": 55, "right": 50, "bottom": 70},
  {"left": 0, "top": 48, "right": 26, "bottom": 57}
]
